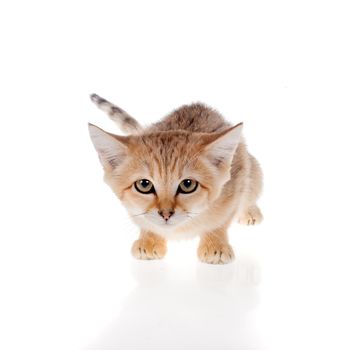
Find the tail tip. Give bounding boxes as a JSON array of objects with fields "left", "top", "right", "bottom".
[{"left": 90, "top": 93, "right": 103, "bottom": 104}]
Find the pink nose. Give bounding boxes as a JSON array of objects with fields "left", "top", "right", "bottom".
[{"left": 158, "top": 209, "right": 175, "bottom": 221}]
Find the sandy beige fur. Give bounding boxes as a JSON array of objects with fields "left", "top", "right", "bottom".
[{"left": 89, "top": 94, "right": 263, "bottom": 264}]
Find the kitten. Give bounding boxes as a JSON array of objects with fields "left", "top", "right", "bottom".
[{"left": 88, "top": 94, "right": 263, "bottom": 264}]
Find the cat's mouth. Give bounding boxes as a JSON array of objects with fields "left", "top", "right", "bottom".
[
  {"left": 132, "top": 210, "right": 197, "bottom": 228},
  {"left": 147, "top": 214, "right": 187, "bottom": 227},
  {"left": 129, "top": 208, "right": 201, "bottom": 231}
]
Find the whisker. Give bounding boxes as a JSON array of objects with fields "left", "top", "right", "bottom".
[
  {"left": 185, "top": 214, "right": 197, "bottom": 220},
  {"left": 130, "top": 212, "right": 147, "bottom": 217}
]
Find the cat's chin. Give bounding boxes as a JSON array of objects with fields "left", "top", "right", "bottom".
[{"left": 146, "top": 217, "right": 187, "bottom": 229}]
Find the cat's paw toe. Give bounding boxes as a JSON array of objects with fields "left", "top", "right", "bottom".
[
  {"left": 131, "top": 238, "right": 167, "bottom": 260},
  {"left": 238, "top": 205, "right": 263, "bottom": 226},
  {"left": 197, "top": 242, "right": 234, "bottom": 264}
]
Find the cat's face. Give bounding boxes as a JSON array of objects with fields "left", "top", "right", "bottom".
[{"left": 89, "top": 125, "right": 242, "bottom": 231}]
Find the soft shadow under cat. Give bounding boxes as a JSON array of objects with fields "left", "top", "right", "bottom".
[{"left": 84, "top": 256, "right": 264, "bottom": 350}]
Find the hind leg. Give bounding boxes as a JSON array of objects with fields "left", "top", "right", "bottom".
[{"left": 238, "top": 204, "right": 263, "bottom": 226}]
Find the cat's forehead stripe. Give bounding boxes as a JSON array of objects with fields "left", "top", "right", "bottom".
[{"left": 137, "top": 132, "right": 194, "bottom": 179}]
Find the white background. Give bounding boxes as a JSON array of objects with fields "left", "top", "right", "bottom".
[{"left": 1, "top": 1, "right": 350, "bottom": 349}]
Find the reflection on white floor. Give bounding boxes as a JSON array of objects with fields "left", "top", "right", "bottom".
[{"left": 85, "top": 257, "right": 263, "bottom": 350}]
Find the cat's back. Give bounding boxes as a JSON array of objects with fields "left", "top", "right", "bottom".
[{"left": 149, "top": 103, "right": 230, "bottom": 133}]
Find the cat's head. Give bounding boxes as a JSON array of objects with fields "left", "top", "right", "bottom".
[{"left": 89, "top": 124, "right": 242, "bottom": 231}]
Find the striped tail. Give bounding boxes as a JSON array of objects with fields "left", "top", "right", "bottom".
[{"left": 90, "top": 94, "right": 143, "bottom": 135}]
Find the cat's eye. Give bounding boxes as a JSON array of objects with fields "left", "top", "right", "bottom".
[
  {"left": 134, "top": 179, "right": 155, "bottom": 194},
  {"left": 178, "top": 179, "right": 198, "bottom": 194}
]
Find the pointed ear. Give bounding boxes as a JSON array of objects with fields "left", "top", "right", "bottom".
[
  {"left": 202, "top": 123, "right": 243, "bottom": 167},
  {"left": 88, "top": 123, "right": 129, "bottom": 169}
]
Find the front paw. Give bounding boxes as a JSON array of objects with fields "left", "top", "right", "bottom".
[
  {"left": 197, "top": 241, "right": 234, "bottom": 264},
  {"left": 131, "top": 236, "right": 167, "bottom": 260}
]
